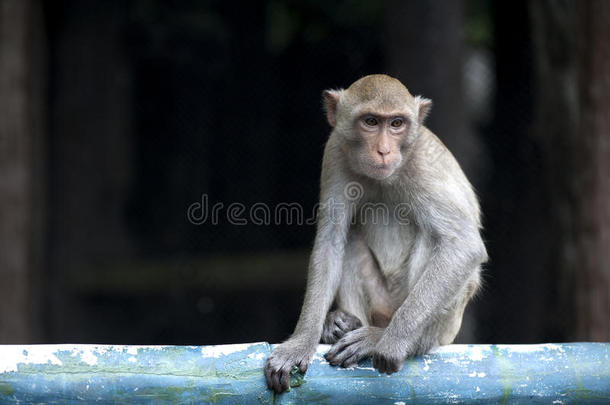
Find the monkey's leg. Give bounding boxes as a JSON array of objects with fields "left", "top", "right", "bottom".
[
  {"left": 325, "top": 235, "right": 394, "bottom": 366},
  {"left": 437, "top": 269, "right": 481, "bottom": 345},
  {"left": 412, "top": 269, "right": 482, "bottom": 354},
  {"left": 320, "top": 234, "right": 368, "bottom": 344}
]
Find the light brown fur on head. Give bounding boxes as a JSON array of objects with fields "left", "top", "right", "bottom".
[
  {"left": 345, "top": 74, "right": 413, "bottom": 110},
  {"left": 323, "top": 75, "right": 431, "bottom": 130}
]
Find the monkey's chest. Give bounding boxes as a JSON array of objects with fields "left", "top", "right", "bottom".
[{"left": 358, "top": 214, "right": 416, "bottom": 275}]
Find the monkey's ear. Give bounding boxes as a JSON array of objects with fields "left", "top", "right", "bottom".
[
  {"left": 415, "top": 96, "right": 432, "bottom": 124},
  {"left": 322, "top": 89, "right": 342, "bottom": 127}
]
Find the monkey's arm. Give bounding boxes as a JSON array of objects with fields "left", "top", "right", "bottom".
[
  {"left": 264, "top": 143, "right": 356, "bottom": 392},
  {"left": 373, "top": 213, "right": 487, "bottom": 374}
]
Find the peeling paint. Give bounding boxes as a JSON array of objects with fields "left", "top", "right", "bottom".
[
  {"left": 0, "top": 343, "right": 607, "bottom": 404},
  {"left": 247, "top": 352, "right": 265, "bottom": 361},
  {"left": 200, "top": 343, "right": 253, "bottom": 358},
  {"left": 0, "top": 345, "right": 63, "bottom": 373}
]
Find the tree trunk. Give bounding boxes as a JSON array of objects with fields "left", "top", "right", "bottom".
[
  {"left": 46, "top": 0, "right": 134, "bottom": 341},
  {"left": 530, "top": 0, "right": 610, "bottom": 341},
  {"left": 0, "top": 0, "right": 46, "bottom": 343}
]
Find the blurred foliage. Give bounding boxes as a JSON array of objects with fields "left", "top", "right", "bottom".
[{"left": 465, "top": 0, "right": 493, "bottom": 47}]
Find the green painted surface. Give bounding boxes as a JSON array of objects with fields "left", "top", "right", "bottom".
[{"left": 0, "top": 382, "right": 14, "bottom": 396}]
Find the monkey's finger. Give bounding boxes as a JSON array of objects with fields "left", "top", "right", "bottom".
[
  {"left": 264, "top": 374, "right": 270, "bottom": 390},
  {"left": 325, "top": 341, "right": 347, "bottom": 359},
  {"left": 338, "top": 346, "right": 363, "bottom": 367},
  {"left": 264, "top": 362, "right": 274, "bottom": 390},
  {"left": 390, "top": 361, "right": 403, "bottom": 374},
  {"left": 380, "top": 360, "right": 390, "bottom": 374},
  {"left": 373, "top": 355, "right": 386, "bottom": 374},
  {"left": 329, "top": 345, "right": 357, "bottom": 366},
  {"left": 270, "top": 369, "right": 283, "bottom": 393},
  {"left": 324, "top": 347, "right": 341, "bottom": 363},
  {"left": 341, "top": 352, "right": 364, "bottom": 368},
  {"left": 326, "top": 342, "right": 349, "bottom": 362},
  {"left": 297, "top": 358, "right": 308, "bottom": 373},
  {"left": 279, "top": 367, "right": 291, "bottom": 392},
  {"left": 270, "top": 371, "right": 279, "bottom": 392},
  {"left": 334, "top": 318, "right": 349, "bottom": 332},
  {"left": 385, "top": 361, "right": 398, "bottom": 375},
  {"left": 338, "top": 315, "right": 362, "bottom": 331}
]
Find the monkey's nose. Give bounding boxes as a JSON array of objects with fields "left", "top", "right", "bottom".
[{"left": 377, "top": 148, "right": 390, "bottom": 156}]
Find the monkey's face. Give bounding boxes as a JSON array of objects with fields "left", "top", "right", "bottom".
[
  {"left": 323, "top": 75, "right": 432, "bottom": 181},
  {"left": 346, "top": 112, "right": 410, "bottom": 180}
]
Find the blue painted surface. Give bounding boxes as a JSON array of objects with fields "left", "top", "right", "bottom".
[{"left": 0, "top": 343, "right": 608, "bottom": 404}]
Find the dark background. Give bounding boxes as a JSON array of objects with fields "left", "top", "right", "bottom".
[{"left": 1, "top": 0, "right": 608, "bottom": 346}]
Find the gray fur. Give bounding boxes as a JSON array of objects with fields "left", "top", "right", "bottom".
[{"left": 265, "top": 75, "right": 487, "bottom": 392}]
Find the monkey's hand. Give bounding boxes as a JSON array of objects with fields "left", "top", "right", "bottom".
[
  {"left": 265, "top": 337, "right": 316, "bottom": 393},
  {"left": 371, "top": 334, "right": 412, "bottom": 375},
  {"left": 324, "top": 326, "right": 384, "bottom": 368},
  {"left": 321, "top": 310, "right": 363, "bottom": 344}
]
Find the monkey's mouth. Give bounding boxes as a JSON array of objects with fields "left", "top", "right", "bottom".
[
  {"left": 365, "top": 162, "right": 396, "bottom": 179},
  {"left": 368, "top": 162, "right": 394, "bottom": 171}
]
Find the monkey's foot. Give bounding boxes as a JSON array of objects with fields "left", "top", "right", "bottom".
[
  {"left": 321, "top": 310, "right": 363, "bottom": 344},
  {"left": 325, "top": 326, "right": 384, "bottom": 367}
]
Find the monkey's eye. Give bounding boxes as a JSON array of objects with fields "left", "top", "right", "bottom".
[
  {"left": 390, "top": 118, "right": 404, "bottom": 128},
  {"left": 364, "top": 117, "right": 378, "bottom": 126}
]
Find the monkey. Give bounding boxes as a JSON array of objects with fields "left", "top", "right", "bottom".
[{"left": 264, "top": 74, "right": 487, "bottom": 393}]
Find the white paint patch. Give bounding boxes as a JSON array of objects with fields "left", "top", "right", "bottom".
[
  {"left": 468, "top": 371, "right": 486, "bottom": 378},
  {"left": 469, "top": 346, "right": 485, "bottom": 361},
  {"left": 423, "top": 358, "right": 432, "bottom": 371},
  {"left": 200, "top": 343, "right": 252, "bottom": 358},
  {"left": 69, "top": 346, "right": 101, "bottom": 366},
  {"left": 494, "top": 344, "right": 563, "bottom": 353},
  {"left": 431, "top": 344, "right": 473, "bottom": 354},
  {"left": 476, "top": 386, "right": 480, "bottom": 392},
  {"left": 311, "top": 344, "right": 331, "bottom": 364},
  {"left": 316, "top": 344, "right": 331, "bottom": 354},
  {"left": 128, "top": 357, "right": 137, "bottom": 363},
  {"left": 443, "top": 358, "right": 460, "bottom": 365},
  {"left": 433, "top": 345, "right": 489, "bottom": 361},
  {"left": 247, "top": 352, "right": 266, "bottom": 361},
  {"left": 436, "top": 344, "right": 566, "bottom": 360},
  {"left": 0, "top": 345, "right": 63, "bottom": 373},
  {"left": 552, "top": 401, "right": 564, "bottom": 404},
  {"left": 125, "top": 345, "right": 170, "bottom": 355},
  {"left": 395, "top": 402, "right": 406, "bottom": 405}
]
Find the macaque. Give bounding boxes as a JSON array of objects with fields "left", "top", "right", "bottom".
[{"left": 264, "top": 74, "right": 487, "bottom": 393}]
